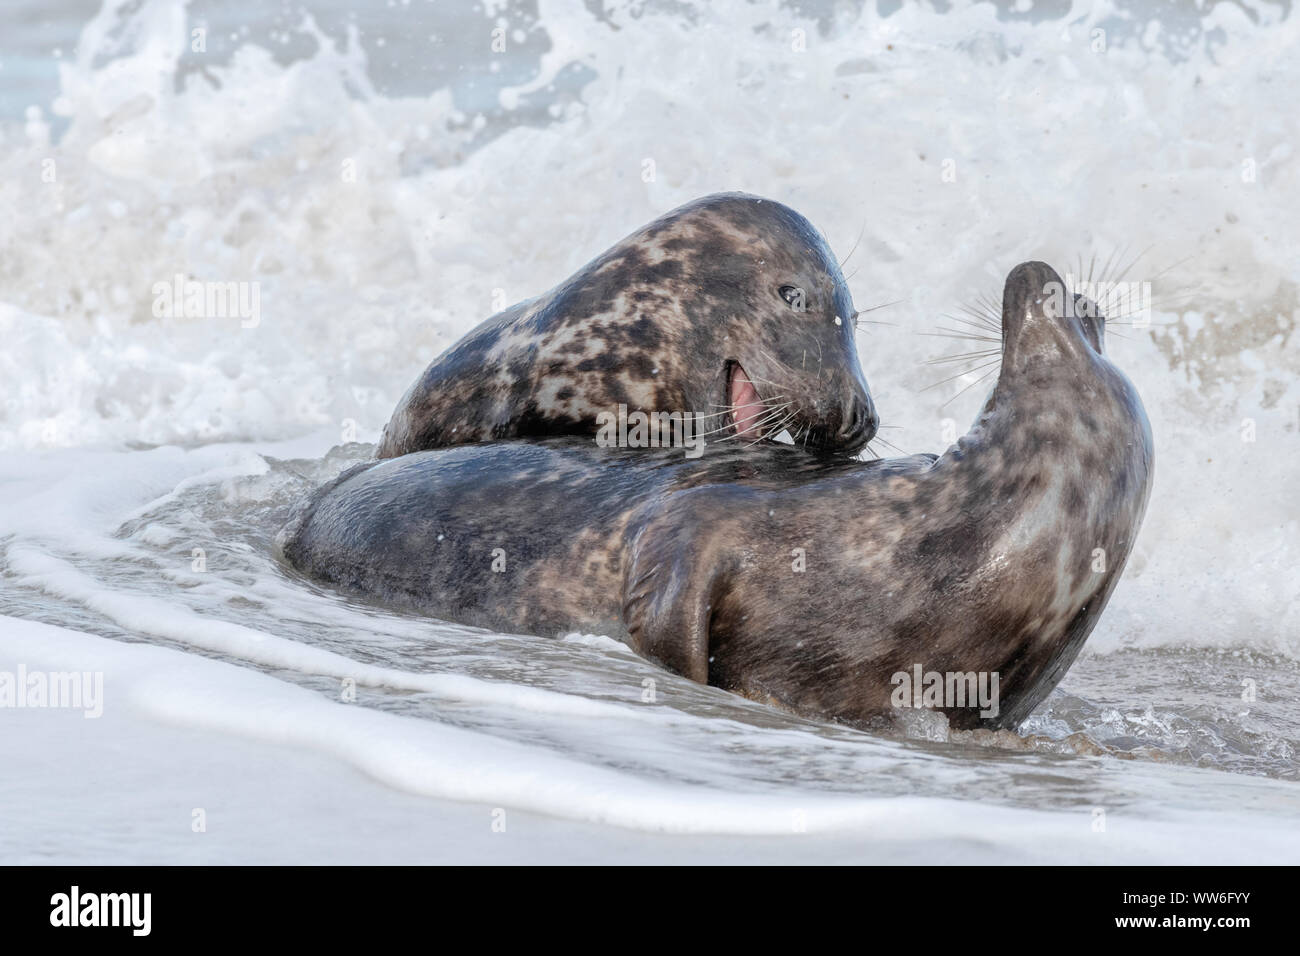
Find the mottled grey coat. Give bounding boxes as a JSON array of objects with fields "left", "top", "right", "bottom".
[
  {"left": 282, "top": 262, "right": 1152, "bottom": 730},
  {"left": 377, "top": 192, "right": 878, "bottom": 457}
]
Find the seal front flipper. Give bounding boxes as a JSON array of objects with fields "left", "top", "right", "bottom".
[
  {"left": 621, "top": 494, "right": 729, "bottom": 684},
  {"left": 275, "top": 459, "right": 382, "bottom": 572}
]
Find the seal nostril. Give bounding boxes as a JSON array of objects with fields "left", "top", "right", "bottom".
[
  {"left": 845, "top": 404, "right": 861, "bottom": 434},
  {"left": 839, "top": 402, "right": 860, "bottom": 433},
  {"left": 834, "top": 399, "right": 877, "bottom": 450}
]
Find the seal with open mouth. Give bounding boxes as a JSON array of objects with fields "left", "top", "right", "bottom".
[
  {"left": 376, "top": 192, "right": 879, "bottom": 457},
  {"left": 282, "top": 262, "right": 1153, "bottom": 729}
]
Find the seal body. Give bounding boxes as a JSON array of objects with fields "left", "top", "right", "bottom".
[
  {"left": 282, "top": 262, "right": 1153, "bottom": 730},
  {"left": 377, "top": 192, "right": 878, "bottom": 458}
]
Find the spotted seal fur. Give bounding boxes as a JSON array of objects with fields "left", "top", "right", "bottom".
[
  {"left": 377, "top": 192, "right": 878, "bottom": 458},
  {"left": 282, "top": 262, "right": 1153, "bottom": 729}
]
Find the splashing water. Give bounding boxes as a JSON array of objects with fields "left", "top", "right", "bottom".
[{"left": 0, "top": 0, "right": 1297, "bottom": 862}]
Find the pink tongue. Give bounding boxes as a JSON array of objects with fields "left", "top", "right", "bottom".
[{"left": 730, "top": 364, "right": 765, "bottom": 438}]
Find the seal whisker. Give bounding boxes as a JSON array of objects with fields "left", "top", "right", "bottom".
[
  {"left": 959, "top": 305, "right": 1001, "bottom": 332},
  {"left": 756, "top": 348, "right": 793, "bottom": 374},
  {"left": 1113, "top": 244, "right": 1149, "bottom": 284},
  {"left": 871, "top": 432, "right": 906, "bottom": 455},
  {"left": 745, "top": 403, "right": 800, "bottom": 434},
  {"left": 695, "top": 408, "right": 759, "bottom": 424},
  {"left": 857, "top": 300, "right": 903, "bottom": 313},
  {"left": 920, "top": 329, "right": 1002, "bottom": 345},
  {"left": 702, "top": 404, "right": 786, "bottom": 416},
  {"left": 764, "top": 409, "right": 804, "bottom": 445},
  {"left": 1109, "top": 244, "right": 1136, "bottom": 286},
  {"left": 702, "top": 394, "right": 791, "bottom": 423},
  {"left": 969, "top": 294, "right": 1003, "bottom": 326},
  {"left": 938, "top": 364, "right": 1000, "bottom": 409},
  {"left": 852, "top": 299, "right": 904, "bottom": 331},
  {"left": 923, "top": 355, "right": 1002, "bottom": 379},
  {"left": 1105, "top": 289, "right": 1200, "bottom": 319},
  {"left": 946, "top": 330, "right": 1000, "bottom": 344},
  {"left": 1095, "top": 247, "right": 1118, "bottom": 288},
  {"left": 713, "top": 405, "right": 798, "bottom": 443},
  {"left": 973, "top": 290, "right": 1002, "bottom": 315},
  {"left": 739, "top": 373, "right": 794, "bottom": 391},
  {"left": 925, "top": 348, "right": 1002, "bottom": 366},
  {"left": 758, "top": 406, "right": 801, "bottom": 437},
  {"left": 838, "top": 219, "right": 868, "bottom": 269},
  {"left": 950, "top": 307, "right": 997, "bottom": 325},
  {"left": 702, "top": 416, "right": 780, "bottom": 442},
  {"left": 947, "top": 312, "right": 1001, "bottom": 335},
  {"left": 699, "top": 402, "right": 796, "bottom": 441},
  {"left": 1145, "top": 252, "right": 1195, "bottom": 282},
  {"left": 704, "top": 403, "right": 790, "bottom": 414},
  {"left": 706, "top": 393, "right": 790, "bottom": 412},
  {"left": 739, "top": 413, "right": 799, "bottom": 446},
  {"left": 1105, "top": 318, "right": 1175, "bottom": 328},
  {"left": 921, "top": 357, "right": 1002, "bottom": 393}
]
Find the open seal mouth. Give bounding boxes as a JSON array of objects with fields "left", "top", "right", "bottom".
[{"left": 726, "top": 361, "right": 768, "bottom": 439}]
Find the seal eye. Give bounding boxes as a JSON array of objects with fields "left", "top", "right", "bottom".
[{"left": 779, "top": 285, "right": 806, "bottom": 312}]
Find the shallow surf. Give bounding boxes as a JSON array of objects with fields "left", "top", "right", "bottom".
[{"left": 1, "top": 0, "right": 1296, "bottom": 862}]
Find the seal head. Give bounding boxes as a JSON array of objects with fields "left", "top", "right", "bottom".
[{"left": 377, "top": 192, "right": 878, "bottom": 457}]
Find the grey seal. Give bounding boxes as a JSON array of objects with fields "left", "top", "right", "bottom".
[
  {"left": 377, "top": 192, "right": 879, "bottom": 458},
  {"left": 281, "top": 262, "right": 1153, "bottom": 730}
]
